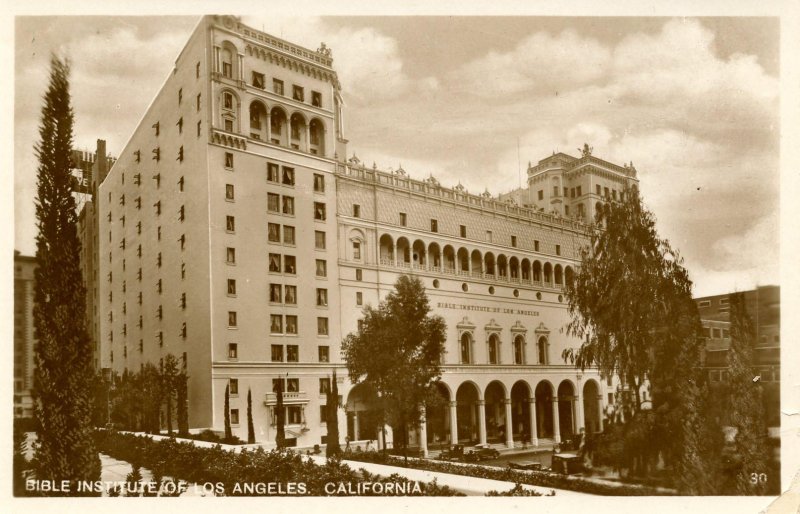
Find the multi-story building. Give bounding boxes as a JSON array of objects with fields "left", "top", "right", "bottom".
[
  {"left": 695, "top": 286, "right": 780, "bottom": 429},
  {"left": 14, "top": 251, "right": 37, "bottom": 418},
  {"left": 73, "top": 140, "right": 115, "bottom": 369},
  {"left": 99, "top": 15, "right": 634, "bottom": 453}
]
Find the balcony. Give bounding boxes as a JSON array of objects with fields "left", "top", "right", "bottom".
[{"left": 264, "top": 391, "right": 309, "bottom": 405}]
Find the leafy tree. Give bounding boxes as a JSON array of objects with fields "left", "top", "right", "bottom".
[
  {"left": 342, "top": 275, "right": 446, "bottom": 461},
  {"left": 224, "top": 384, "right": 232, "bottom": 441},
  {"left": 562, "top": 186, "right": 714, "bottom": 480},
  {"left": 326, "top": 369, "right": 341, "bottom": 457},
  {"left": 275, "top": 378, "right": 286, "bottom": 448},
  {"left": 31, "top": 55, "right": 100, "bottom": 492},
  {"left": 247, "top": 388, "right": 255, "bottom": 444},
  {"left": 727, "top": 293, "right": 771, "bottom": 494},
  {"left": 141, "top": 363, "right": 163, "bottom": 433},
  {"left": 162, "top": 354, "right": 180, "bottom": 435},
  {"left": 176, "top": 368, "right": 189, "bottom": 436}
]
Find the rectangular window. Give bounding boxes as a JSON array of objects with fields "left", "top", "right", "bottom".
[
  {"left": 313, "top": 173, "right": 325, "bottom": 192},
  {"left": 228, "top": 311, "right": 237, "bottom": 327},
  {"left": 268, "top": 223, "right": 281, "bottom": 242},
  {"left": 486, "top": 230, "right": 492, "bottom": 243},
  {"left": 311, "top": 91, "right": 322, "bottom": 107},
  {"left": 399, "top": 212, "right": 407, "bottom": 226},
  {"left": 273, "top": 79, "right": 284, "bottom": 95},
  {"left": 577, "top": 186, "right": 582, "bottom": 197},
  {"left": 430, "top": 219, "right": 438, "bottom": 232},
  {"left": 287, "top": 406, "right": 301, "bottom": 424},
  {"left": 267, "top": 163, "right": 279, "bottom": 182},
  {"left": 534, "top": 240, "right": 540, "bottom": 252},
  {"left": 356, "top": 292, "right": 363, "bottom": 306},
  {"left": 316, "top": 259, "right": 327, "bottom": 278},
  {"left": 252, "top": 71, "right": 265, "bottom": 89},
  {"left": 719, "top": 297, "right": 730, "bottom": 305},
  {"left": 460, "top": 225, "right": 467, "bottom": 238},
  {"left": 287, "top": 344, "right": 299, "bottom": 362},
  {"left": 271, "top": 344, "right": 284, "bottom": 361},
  {"left": 315, "top": 231, "right": 326, "bottom": 250},
  {"left": 229, "top": 378, "right": 239, "bottom": 395},
  {"left": 197, "top": 120, "right": 201, "bottom": 137},
  {"left": 196, "top": 62, "right": 200, "bottom": 78},
  {"left": 511, "top": 235, "right": 517, "bottom": 247},
  {"left": 317, "top": 317, "right": 329, "bottom": 336},
  {"left": 227, "top": 279, "right": 236, "bottom": 295},
  {"left": 563, "top": 187, "right": 568, "bottom": 197},
  {"left": 318, "top": 346, "right": 329, "bottom": 362},
  {"left": 225, "top": 152, "right": 234, "bottom": 169},
  {"left": 269, "top": 283, "right": 282, "bottom": 303},
  {"left": 722, "top": 329, "right": 730, "bottom": 339},
  {"left": 556, "top": 244, "right": 561, "bottom": 256},
  {"left": 355, "top": 268, "right": 362, "bottom": 281},
  {"left": 282, "top": 196, "right": 295, "bottom": 215},
  {"left": 538, "top": 190, "right": 544, "bottom": 201},
  {"left": 698, "top": 300, "right": 711, "bottom": 307},
  {"left": 285, "top": 285, "right": 297, "bottom": 305},
  {"left": 228, "top": 344, "right": 238, "bottom": 359},
  {"left": 223, "top": 92, "right": 233, "bottom": 110},
  {"left": 314, "top": 202, "right": 326, "bottom": 221},
  {"left": 225, "top": 184, "right": 235, "bottom": 200},
  {"left": 271, "top": 315, "right": 284, "bottom": 334},
  {"left": 713, "top": 328, "right": 722, "bottom": 339},
  {"left": 604, "top": 187, "right": 610, "bottom": 198},
  {"left": 596, "top": 184, "right": 602, "bottom": 195},
  {"left": 292, "top": 85, "right": 304, "bottom": 102},
  {"left": 612, "top": 190, "right": 617, "bottom": 200},
  {"left": 268, "top": 193, "right": 280, "bottom": 213},
  {"left": 353, "top": 241, "right": 361, "bottom": 260},
  {"left": 283, "top": 226, "right": 295, "bottom": 245},
  {"left": 226, "top": 247, "right": 236, "bottom": 264},
  {"left": 196, "top": 93, "right": 201, "bottom": 111},
  {"left": 226, "top": 215, "right": 235, "bottom": 232},
  {"left": 553, "top": 186, "right": 559, "bottom": 197},
  {"left": 284, "top": 255, "right": 296, "bottom": 274},
  {"left": 282, "top": 167, "right": 295, "bottom": 186},
  {"left": 230, "top": 409, "right": 239, "bottom": 425},
  {"left": 286, "top": 316, "right": 298, "bottom": 335},
  {"left": 316, "top": 288, "right": 328, "bottom": 307},
  {"left": 353, "top": 204, "right": 361, "bottom": 218},
  {"left": 269, "top": 253, "right": 281, "bottom": 273},
  {"left": 319, "top": 378, "right": 331, "bottom": 394}
]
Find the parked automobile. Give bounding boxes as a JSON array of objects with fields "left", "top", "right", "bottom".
[
  {"left": 468, "top": 443, "right": 500, "bottom": 461},
  {"left": 437, "top": 444, "right": 465, "bottom": 461}
]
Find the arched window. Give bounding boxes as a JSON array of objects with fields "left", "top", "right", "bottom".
[
  {"left": 309, "top": 118, "right": 325, "bottom": 156},
  {"left": 513, "top": 335, "right": 525, "bottom": 365},
  {"left": 537, "top": 336, "right": 548, "bottom": 365},
  {"left": 221, "top": 48, "right": 233, "bottom": 78},
  {"left": 220, "top": 90, "right": 239, "bottom": 134},
  {"left": 460, "top": 333, "right": 472, "bottom": 364},
  {"left": 488, "top": 334, "right": 500, "bottom": 364}
]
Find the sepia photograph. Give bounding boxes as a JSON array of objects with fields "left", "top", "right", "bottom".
[{"left": 5, "top": 3, "right": 799, "bottom": 513}]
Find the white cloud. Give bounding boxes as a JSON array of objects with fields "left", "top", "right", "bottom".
[{"left": 451, "top": 30, "right": 611, "bottom": 98}]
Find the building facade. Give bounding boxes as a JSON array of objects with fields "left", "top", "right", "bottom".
[
  {"left": 695, "top": 286, "right": 780, "bottom": 429},
  {"left": 14, "top": 251, "right": 37, "bottom": 418},
  {"left": 99, "top": 15, "right": 633, "bottom": 452}
]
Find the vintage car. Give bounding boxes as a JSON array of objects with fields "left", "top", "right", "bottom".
[
  {"left": 467, "top": 443, "right": 501, "bottom": 461},
  {"left": 437, "top": 445, "right": 466, "bottom": 461},
  {"left": 551, "top": 453, "right": 583, "bottom": 475}
]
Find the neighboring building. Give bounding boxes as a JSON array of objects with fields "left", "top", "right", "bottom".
[
  {"left": 14, "top": 251, "right": 37, "bottom": 418},
  {"left": 73, "top": 140, "right": 116, "bottom": 369},
  {"left": 695, "top": 285, "right": 780, "bottom": 428},
  {"left": 99, "top": 15, "right": 638, "bottom": 452}
]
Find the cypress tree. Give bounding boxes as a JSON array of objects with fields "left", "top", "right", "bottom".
[
  {"left": 247, "top": 388, "right": 255, "bottom": 444},
  {"left": 275, "top": 378, "right": 286, "bottom": 448},
  {"left": 728, "top": 293, "right": 771, "bottom": 494},
  {"left": 224, "top": 384, "right": 232, "bottom": 441},
  {"left": 176, "top": 369, "right": 189, "bottom": 436},
  {"left": 325, "top": 369, "right": 341, "bottom": 457},
  {"left": 31, "top": 55, "right": 100, "bottom": 494}
]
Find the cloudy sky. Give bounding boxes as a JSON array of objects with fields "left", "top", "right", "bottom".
[{"left": 13, "top": 14, "right": 780, "bottom": 297}]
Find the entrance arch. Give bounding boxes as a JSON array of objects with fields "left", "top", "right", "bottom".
[
  {"left": 583, "top": 379, "right": 601, "bottom": 433},
  {"left": 346, "top": 383, "right": 381, "bottom": 441},
  {"left": 484, "top": 381, "right": 507, "bottom": 443},
  {"left": 426, "top": 382, "right": 451, "bottom": 448},
  {"left": 557, "top": 380, "right": 576, "bottom": 439},
  {"left": 510, "top": 381, "right": 533, "bottom": 444},
  {"left": 455, "top": 382, "right": 481, "bottom": 444},
  {"left": 534, "top": 381, "right": 554, "bottom": 439}
]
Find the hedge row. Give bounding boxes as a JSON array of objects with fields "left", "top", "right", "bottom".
[
  {"left": 346, "top": 451, "right": 675, "bottom": 496},
  {"left": 94, "top": 430, "right": 463, "bottom": 496}
]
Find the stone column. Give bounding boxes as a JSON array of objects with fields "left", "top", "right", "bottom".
[
  {"left": 575, "top": 395, "right": 585, "bottom": 433},
  {"left": 304, "top": 124, "right": 311, "bottom": 153},
  {"left": 419, "top": 406, "right": 429, "bottom": 458},
  {"left": 353, "top": 412, "right": 360, "bottom": 440},
  {"left": 529, "top": 398, "right": 538, "bottom": 446},
  {"left": 504, "top": 399, "right": 514, "bottom": 448},
  {"left": 552, "top": 398, "right": 561, "bottom": 444},
  {"left": 478, "top": 400, "right": 487, "bottom": 445},
  {"left": 597, "top": 395, "right": 604, "bottom": 432},
  {"left": 266, "top": 113, "right": 272, "bottom": 141},
  {"left": 449, "top": 401, "right": 459, "bottom": 444}
]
